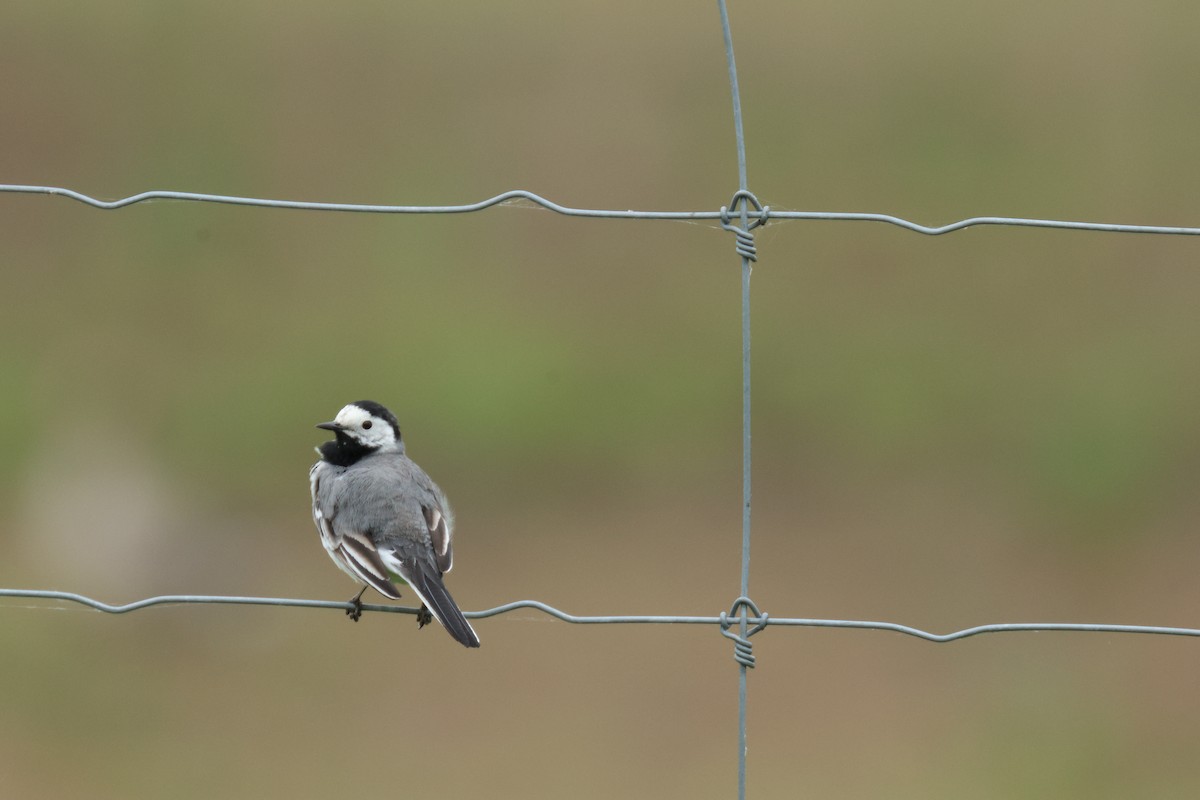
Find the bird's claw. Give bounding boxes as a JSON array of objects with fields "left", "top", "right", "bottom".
[
  {"left": 345, "top": 588, "right": 367, "bottom": 622},
  {"left": 416, "top": 605, "right": 433, "bottom": 629}
]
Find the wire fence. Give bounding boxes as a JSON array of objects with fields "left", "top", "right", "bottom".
[{"left": 3, "top": 2, "right": 1200, "bottom": 799}]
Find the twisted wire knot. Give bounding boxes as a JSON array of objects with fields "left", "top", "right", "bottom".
[
  {"left": 719, "top": 595, "right": 769, "bottom": 668},
  {"left": 719, "top": 190, "right": 769, "bottom": 262}
]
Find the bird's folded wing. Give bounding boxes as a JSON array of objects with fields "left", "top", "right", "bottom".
[{"left": 335, "top": 528, "right": 403, "bottom": 600}]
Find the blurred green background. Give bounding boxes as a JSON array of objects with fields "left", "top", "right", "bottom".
[{"left": 3, "top": 1, "right": 1200, "bottom": 797}]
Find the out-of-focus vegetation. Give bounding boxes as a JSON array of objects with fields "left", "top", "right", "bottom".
[{"left": 3, "top": 2, "right": 1200, "bottom": 798}]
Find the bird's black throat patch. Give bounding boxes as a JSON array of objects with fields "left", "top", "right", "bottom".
[{"left": 318, "top": 431, "right": 375, "bottom": 467}]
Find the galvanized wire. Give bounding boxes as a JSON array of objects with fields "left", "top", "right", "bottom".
[
  {"left": 717, "top": 2, "right": 757, "bottom": 798},
  {"left": 3, "top": 183, "right": 1197, "bottom": 236},
  {"left": 3, "top": 589, "right": 1200, "bottom": 642}
]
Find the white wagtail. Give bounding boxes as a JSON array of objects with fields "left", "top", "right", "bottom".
[{"left": 309, "top": 400, "right": 481, "bottom": 648}]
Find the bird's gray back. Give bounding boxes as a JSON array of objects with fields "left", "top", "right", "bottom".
[{"left": 313, "top": 451, "right": 450, "bottom": 551}]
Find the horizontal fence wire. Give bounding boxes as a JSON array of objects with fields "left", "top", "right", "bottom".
[
  {"left": 3, "top": 589, "right": 1200, "bottom": 643},
  {"left": 3, "top": 183, "right": 1200, "bottom": 236}
]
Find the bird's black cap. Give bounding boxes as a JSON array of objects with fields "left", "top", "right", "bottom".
[{"left": 350, "top": 400, "right": 402, "bottom": 441}]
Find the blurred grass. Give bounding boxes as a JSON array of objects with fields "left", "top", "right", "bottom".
[{"left": 3, "top": 1, "right": 1200, "bottom": 798}]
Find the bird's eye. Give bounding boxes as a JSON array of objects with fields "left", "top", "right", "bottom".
[{"left": 362, "top": 420, "right": 373, "bottom": 430}]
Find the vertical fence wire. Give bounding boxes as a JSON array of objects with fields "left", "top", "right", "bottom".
[{"left": 718, "top": 2, "right": 755, "bottom": 799}]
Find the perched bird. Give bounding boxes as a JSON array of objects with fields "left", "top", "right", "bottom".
[{"left": 309, "top": 400, "right": 480, "bottom": 648}]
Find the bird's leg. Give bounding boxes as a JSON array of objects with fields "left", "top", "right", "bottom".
[
  {"left": 416, "top": 604, "right": 433, "bottom": 629},
  {"left": 346, "top": 586, "right": 368, "bottom": 622}
]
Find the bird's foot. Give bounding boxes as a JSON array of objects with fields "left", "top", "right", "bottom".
[
  {"left": 416, "top": 604, "right": 433, "bottom": 629},
  {"left": 345, "top": 587, "right": 368, "bottom": 622}
]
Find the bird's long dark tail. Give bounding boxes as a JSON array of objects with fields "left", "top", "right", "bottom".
[{"left": 408, "top": 568, "right": 481, "bottom": 648}]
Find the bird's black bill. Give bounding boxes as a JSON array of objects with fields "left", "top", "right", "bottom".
[{"left": 316, "top": 421, "right": 342, "bottom": 431}]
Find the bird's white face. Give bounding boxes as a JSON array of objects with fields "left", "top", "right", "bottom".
[{"left": 331, "top": 404, "right": 400, "bottom": 451}]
